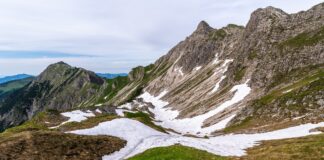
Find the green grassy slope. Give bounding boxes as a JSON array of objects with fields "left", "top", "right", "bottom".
[
  {"left": 242, "top": 133, "right": 324, "bottom": 160},
  {"left": 226, "top": 67, "right": 324, "bottom": 133},
  {"left": 0, "top": 77, "right": 33, "bottom": 97},
  {"left": 128, "top": 145, "right": 228, "bottom": 160}
]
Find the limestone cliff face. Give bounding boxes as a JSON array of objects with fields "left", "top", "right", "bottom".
[
  {"left": 0, "top": 62, "right": 106, "bottom": 131},
  {"left": 111, "top": 3, "right": 324, "bottom": 133},
  {"left": 227, "top": 3, "right": 324, "bottom": 90}
]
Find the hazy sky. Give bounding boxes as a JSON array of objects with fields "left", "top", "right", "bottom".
[{"left": 0, "top": 0, "right": 322, "bottom": 75}]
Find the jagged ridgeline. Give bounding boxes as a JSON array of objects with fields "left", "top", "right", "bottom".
[
  {"left": 0, "top": 62, "right": 125, "bottom": 131},
  {"left": 1, "top": 2, "right": 324, "bottom": 133}
]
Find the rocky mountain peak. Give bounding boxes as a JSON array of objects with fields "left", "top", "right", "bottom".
[
  {"left": 308, "top": 2, "right": 324, "bottom": 12},
  {"left": 47, "top": 61, "right": 71, "bottom": 69},
  {"left": 253, "top": 6, "right": 288, "bottom": 18},
  {"left": 190, "top": 21, "right": 214, "bottom": 40},
  {"left": 196, "top": 21, "right": 212, "bottom": 32},
  {"left": 36, "top": 61, "right": 73, "bottom": 82},
  {"left": 295, "top": 2, "right": 324, "bottom": 20},
  {"left": 244, "top": 6, "right": 289, "bottom": 38}
]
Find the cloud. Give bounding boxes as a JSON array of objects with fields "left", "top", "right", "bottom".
[
  {"left": 0, "top": 51, "right": 93, "bottom": 58},
  {"left": 0, "top": 0, "right": 322, "bottom": 75}
]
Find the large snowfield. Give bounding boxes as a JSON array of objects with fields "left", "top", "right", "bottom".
[
  {"left": 66, "top": 84, "right": 323, "bottom": 160},
  {"left": 69, "top": 118, "right": 324, "bottom": 160}
]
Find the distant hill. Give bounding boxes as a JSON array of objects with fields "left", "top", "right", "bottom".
[
  {"left": 0, "top": 74, "right": 34, "bottom": 84},
  {"left": 0, "top": 77, "right": 34, "bottom": 98},
  {"left": 96, "top": 73, "right": 127, "bottom": 79}
]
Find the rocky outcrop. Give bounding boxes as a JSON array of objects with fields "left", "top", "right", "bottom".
[
  {"left": 0, "top": 62, "right": 106, "bottom": 131},
  {"left": 110, "top": 3, "right": 324, "bottom": 134}
]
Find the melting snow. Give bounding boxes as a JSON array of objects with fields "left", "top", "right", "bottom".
[
  {"left": 118, "top": 103, "right": 133, "bottom": 110},
  {"left": 194, "top": 66, "right": 202, "bottom": 71},
  {"left": 50, "top": 110, "right": 95, "bottom": 128},
  {"left": 174, "top": 67, "right": 184, "bottom": 76},
  {"left": 116, "top": 109, "right": 126, "bottom": 116},
  {"left": 213, "top": 54, "right": 220, "bottom": 64},
  {"left": 222, "top": 59, "right": 233, "bottom": 67},
  {"left": 96, "top": 109, "right": 102, "bottom": 113},
  {"left": 95, "top": 103, "right": 103, "bottom": 107},
  {"left": 139, "top": 80, "right": 251, "bottom": 136},
  {"left": 283, "top": 89, "right": 293, "bottom": 93},
  {"left": 211, "top": 75, "right": 226, "bottom": 93},
  {"left": 293, "top": 115, "right": 306, "bottom": 120},
  {"left": 210, "top": 59, "right": 233, "bottom": 94},
  {"left": 69, "top": 118, "right": 324, "bottom": 160}
]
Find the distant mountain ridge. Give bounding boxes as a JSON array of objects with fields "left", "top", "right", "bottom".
[
  {"left": 0, "top": 77, "right": 34, "bottom": 98},
  {"left": 96, "top": 73, "right": 128, "bottom": 79},
  {"left": 0, "top": 62, "right": 108, "bottom": 131},
  {"left": 0, "top": 74, "right": 34, "bottom": 84}
]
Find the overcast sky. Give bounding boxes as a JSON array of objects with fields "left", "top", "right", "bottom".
[{"left": 0, "top": 0, "right": 322, "bottom": 76}]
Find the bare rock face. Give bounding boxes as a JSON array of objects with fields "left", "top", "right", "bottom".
[
  {"left": 112, "top": 3, "right": 324, "bottom": 134},
  {"left": 0, "top": 62, "right": 106, "bottom": 131},
  {"left": 227, "top": 3, "right": 324, "bottom": 90}
]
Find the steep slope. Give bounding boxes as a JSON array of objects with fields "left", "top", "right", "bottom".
[
  {"left": 109, "top": 3, "right": 324, "bottom": 136},
  {"left": 0, "top": 62, "right": 106, "bottom": 131},
  {"left": 0, "top": 77, "right": 34, "bottom": 98}
]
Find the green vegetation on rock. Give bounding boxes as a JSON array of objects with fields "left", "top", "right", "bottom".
[
  {"left": 226, "top": 68, "right": 324, "bottom": 133},
  {"left": 280, "top": 26, "right": 324, "bottom": 49},
  {"left": 125, "top": 111, "right": 167, "bottom": 133},
  {"left": 1, "top": 110, "right": 57, "bottom": 136},
  {"left": 0, "top": 77, "right": 33, "bottom": 98},
  {"left": 98, "top": 76, "right": 129, "bottom": 103},
  {"left": 247, "top": 51, "right": 258, "bottom": 60},
  {"left": 242, "top": 134, "right": 324, "bottom": 160},
  {"left": 234, "top": 67, "right": 247, "bottom": 81},
  {"left": 209, "top": 29, "right": 227, "bottom": 41}
]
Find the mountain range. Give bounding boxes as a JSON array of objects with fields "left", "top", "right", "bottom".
[
  {"left": 0, "top": 74, "right": 33, "bottom": 84},
  {"left": 96, "top": 73, "right": 128, "bottom": 79},
  {"left": 0, "top": 3, "right": 323, "bottom": 160}
]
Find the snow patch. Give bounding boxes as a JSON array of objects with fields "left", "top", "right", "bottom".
[
  {"left": 116, "top": 109, "right": 126, "bottom": 116},
  {"left": 69, "top": 118, "right": 165, "bottom": 160},
  {"left": 96, "top": 109, "right": 102, "bottom": 113},
  {"left": 118, "top": 103, "right": 133, "bottom": 110},
  {"left": 283, "top": 89, "right": 293, "bottom": 93},
  {"left": 95, "top": 103, "right": 103, "bottom": 107},
  {"left": 222, "top": 59, "right": 233, "bottom": 67},
  {"left": 139, "top": 80, "right": 251, "bottom": 136},
  {"left": 69, "top": 118, "right": 324, "bottom": 160},
  {"left": 194, "top": 66, "right": 202, "bottom": 71},
  {"left": 50, "top": 110, "right": 95, "bottom": 129},
  {"left": 213, "top": 54, "right": 220, "bottom": 64},
  {"left": 293, "top": 115, "right": 306, "bottom": 120},
  {"left": 174, "top": 67, "right": 184, "bottom": 76},
  {"left": 211, "top": 75, "right": 226, "bottom": 93}
]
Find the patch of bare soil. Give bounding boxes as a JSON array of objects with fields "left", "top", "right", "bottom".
[{"left": 0, "top": 131, "right": 126, "bottom": 160}]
